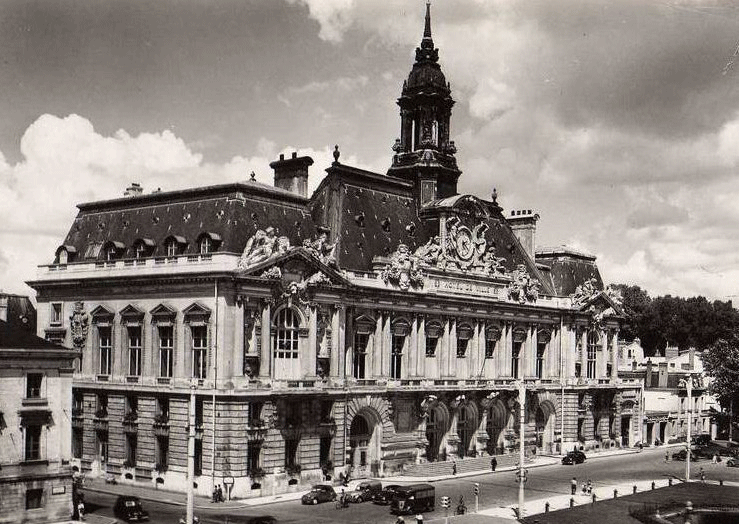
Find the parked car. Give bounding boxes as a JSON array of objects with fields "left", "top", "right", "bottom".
[
  {"left": 373, "top": 484, "right": 401, "bottom": 505},
  {"left": 301, "top": 484, "right": 337, "bottom": 505},
  {"left": 692, "top": 434, "right": 712, "bottom": 446},
  {"left": 726, "top": 457, "right": 739, "bottom": 467},
  {"left": 561, "top": 451, "right": 586, "bottom": 465},
  {"left": 672, "top": 449, "right": 698, "bottom": 461},
  {"left": 113, "top": 495, "right": 150, "bottom": 522},
  {"left": 347, "top": 480, "right": 383, "bottom": 503}
]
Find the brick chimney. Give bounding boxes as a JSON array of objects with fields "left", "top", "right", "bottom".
[
  {"left": 269, "top": 152, "right": 313, "bottom": 197},
  {"left": 508, "top": 209, "right": 539, "bottom": 259},
  {"left": 124, "top": 182, "right": 143, "bottom": 197}
]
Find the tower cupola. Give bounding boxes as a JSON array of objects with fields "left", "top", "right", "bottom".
[{"left": 387, "top": 1, "right": 461, "bottom": 204}]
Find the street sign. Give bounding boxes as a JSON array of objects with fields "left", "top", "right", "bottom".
[{"left": 440, "top": 496, "right": 450, "bottom": 508}]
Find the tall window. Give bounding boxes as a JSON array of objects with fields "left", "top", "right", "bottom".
[
  {"left": 425, "top": 322, "right": 441, "bottom": 357},
  {"left": 26, "top": 373, "right": 43, "bottom": 398},
  {"left": 353, "top": 332, "right": 368, "bottom": 379},
  {"left": 156, "top": 437, "right": 169, "bottom": 469},
  {"left": 512, "top": 341, "right": 522, "bottom": 379},
  {"left": 247, "top": 442, "right": 262, "bottom": 474},
  {"left": 273, "top": 309, "right": 300, "bottom": 359},
  {"left": 158, "top": 325, "right": 174, "bottom": 378},
  {"left": 25, "top": 425, "right": 42, "bottom": 461},
  {"left": 191, "top": 325, "right": 208, "bottom": 379},
  {"left": 391, "top": 335, "right": 404, "bottom": 379},
  {"left": 199, "top": 236, "right": 212, "bottom": 254},
  {"left": 165, "top": 238, "right": 178, "bottom": 257},
  {"left": 194, "top": 440, "right": 203, "bottom": 475},
  {"left": 25, "top": 489, "right": 43, "bottom": 510},
  {"left": 125, "top": 434, "right": 137, "bottom": 467},
  {"left": 128, "top": 326, "right": 142, "bottom": 376},
  {"left": 98, "top": 326, "right": 112, "bottom": 375},
  {"left": 587, "top": 331, "right": 598, "bottom": 379},
  {"left": 536, "top": 342, "right": 546, "bottom": 378},
  {"left": 72, "top": 428, "right": 83, "bottom": 459},
  {"left": 97, "top": 431, "right": 108, "bottom": 463},
  {"left": 457, "top": 324, "right": 472, "bottom": 358},
  {"left": 50, "top": 303, "right": 62, "bottom": 325},
  {"left": 285, "top": 438, "right": 299, "bottom": 468}
]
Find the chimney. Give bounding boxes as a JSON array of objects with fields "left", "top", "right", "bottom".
[
  {"left": 269, "top": 152, "right": 314, "bottom": 197},
  {"left": 124, "top": 182, "right": 143, "bottom": 197},
  {"left": 688, "top": 348, "right": 695, "bottom": 371},
  {"left": 645, "top": 359, "right": 653, "bottom": 388},
  {"left": 508, "top": 209, "right": 540, "bottom": 259}
]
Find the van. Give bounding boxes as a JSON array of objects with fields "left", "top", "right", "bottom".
[
  {"left": 347, "top": 480, "right": 383, "bottom": 503},
  {"left": 390, "top": 483, "right": 435, "bottom": 514}
]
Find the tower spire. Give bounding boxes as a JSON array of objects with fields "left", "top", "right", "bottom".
[{"left": 423, "top": 1, "right": 433, "bottom": 44}]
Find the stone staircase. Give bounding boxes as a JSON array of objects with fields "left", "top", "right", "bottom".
[{"left": 402, "top": 453, "right": 525, "bottom": 477}]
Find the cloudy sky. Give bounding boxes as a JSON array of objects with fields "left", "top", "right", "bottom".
[{"left": 2, "top": 0, "right": 739, "bottom": 301}]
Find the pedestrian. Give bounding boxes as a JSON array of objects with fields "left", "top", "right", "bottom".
[
  {"left": 700, "top": 468, "right": 706, "bottom": 483},
  {"left": 212, "top": 486, "right": 218, "bottom": 503},
  {"left": 587, "top": 479, "right": 593, "bottom": 495},
  {"left": 452, "top": 461, "right": 457, "bottom": 475},
  {"left": 491, "top": 457, "right": 497, "bottom": 472},
  {"left": 712, "top": 454, "right": 718, "bottom": 464},
  {"left": 77, "top": 500, "right": 85, "bottom": 521},
  {"left": 415, "top": 514, "right": 424, "bottom": 524},
  {"left": 217, "top": 484, "right": 224, "bottom": 502},
  {"left": 570, "top": 477, "right": 577, "bottom": 495},
  {"left": 665, "top": 450, "right": 670, "bottom": 462}
]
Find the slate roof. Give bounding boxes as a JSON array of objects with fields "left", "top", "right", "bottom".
[
  {"left": 535, "top": 246, "right": 603, "bottom": 297},
  {"left": 58, "top": 181, "right": 316, "bottom": 262},
  {"left": 0, "top": 319, "right": 67, "bottom": 350},
  {"left": 0, "top": 293, "right": 36, "bottom": 333}
]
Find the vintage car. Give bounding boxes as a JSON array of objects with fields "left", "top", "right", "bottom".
[
  {"left": 347, "top": 480, "right": 383, "bottom": 503},
  {"left": 561, "top": 451, "right": 587, "bottom": 465},
  {"left": 113, "top": 495, "right": 150, "bottom": 522},
  {"left": 301, "top": 484, "right": 337, "bottom": 505}
]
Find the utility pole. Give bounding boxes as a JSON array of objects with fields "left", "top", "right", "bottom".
[
  {"left": 685, "top": 373, "right": 693, "bottom": 482},
  {"left": 518, "top": 380, "right": 526, "bottom": 519},
  {"left": 186, "top": 384, "right": 196, "bottom": 524}
]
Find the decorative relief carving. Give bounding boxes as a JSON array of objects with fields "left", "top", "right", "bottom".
[
  {"left": 302, "top": 229, "right": 337, "bottom": 268},
  {"left": 281, "top": 272, "right": 332, "bottom": 309},
  {"left": 413, "top": 217, "right": 506, "bottom": 276},
  {"left": 380, "top": 244, "right": 424, "bottom": 290},
  {"left": 237, "top": 227, "right": 290, "bottom": 270},
  {"left": 571, "top": 278, "right": 598, "bottom": 307},
  {"left": 507, "top": 265, "right": 540, "bottom": 304},
  {"left": 70, "top": 302, "right": 89, "bottom": 349}
]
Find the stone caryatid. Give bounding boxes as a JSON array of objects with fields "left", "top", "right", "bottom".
[
  {"left": 381, "top": 243, "right": 424, "bottom": 290},
  {"left": 507, "top": 264, "right": 540, "bottom": 304},
  {"left": 237, "top": 227, "right": 291, "bottom": 270},
  {"left": 70, "top": 301, "right": 89, "bottom": 349}
]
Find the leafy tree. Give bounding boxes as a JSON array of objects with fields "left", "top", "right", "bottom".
[
  {"left": 702, "top": 334, "right": 739, "bottom": 440},
  {"left": 611, "top": 284, "right": 651, "bottom": 342}
]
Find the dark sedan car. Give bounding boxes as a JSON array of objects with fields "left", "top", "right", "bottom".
[
  {"left": 727, "top": 457, "right": 739, "bottom": 468},
  {"left": 301, "top": 484, "right": 337, "bottom": 505},
  {"left": 113, "top": 495, "right": 150, "bottom": 522},
  {"left": 672, "top": 449, "right": 698, "bottom": 461},
  {"left": 373, "top": 484, "right": 401, "bottom": 505},
  {"left": 561, "top": 451, "right": 586, "bottom": 465}
]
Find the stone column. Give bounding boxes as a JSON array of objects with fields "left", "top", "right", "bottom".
[
  {"left": 418, "top": 317, "right": 426, "bottom": 378},
  {"left": 408, "top": 315, "right": 418, "bottom": 377},
  {"left": 304, "top": 305, "right": 318, "bottom": 378},
  {"left": 259, "top": 301, "right": 271, "bottom": 379},
  {"left": 382, "top": 312, "right": 391, "bottom": 378},
  {"left": 233, "top": 298, "right": 244, "bottom": 378},
  {"left": 610, "top": 329, "right": 619, "bottom": 383},
  {"left": 336, "top": 306, "right": 346, "bottom": 379},
  {"left": 529, "top": 324, "right": 537, "bottom": 378}
]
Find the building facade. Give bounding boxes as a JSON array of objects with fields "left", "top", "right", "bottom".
[
  {"left": 618, "top": 342, "right": 719, "bottom": 445},
  {"left": 29, "top": 5, "right": 641, "bottom": 499},
  {"left": 0, "top": 320, "right": 78, "bottom": 524}
]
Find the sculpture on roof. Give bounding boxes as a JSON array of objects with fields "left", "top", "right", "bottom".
[
  {"left": 381, "top": 244, "right": 424, "bottom": 290},
  {"left": 282, "top": 272, "right": 332, "bottom": 310},
  {"left": 237, "top": 227, "right": 291, "bottom": 270},
  {"left": 70, "top": 302, "right": 90, "bottom": 349},
  {"left": 303, "top": 228, "right": 337, "bottom": 268},
  {"left": 507, "top": 264, "right": 540, "bottom": 304},
  {"left": 571, "top": 278, "right": 599, "bottom": 307}
]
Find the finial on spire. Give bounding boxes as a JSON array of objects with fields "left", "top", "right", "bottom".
[
  {"left": 332, "top": 145, "right": 340, "bottom": 165},
  {"left": 424, "top": 0, "right": 433, "bottom": 41}
]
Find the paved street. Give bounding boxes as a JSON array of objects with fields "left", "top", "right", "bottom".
[{"left": 82, "top": 447, "right": 739, "bottom": 524}]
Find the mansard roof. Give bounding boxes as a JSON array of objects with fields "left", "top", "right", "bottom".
[{"left": 536, "top": 245, "right": 603, "bottom": 297}]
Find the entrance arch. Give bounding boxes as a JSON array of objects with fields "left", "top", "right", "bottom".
[
  {"left": 486, "top": 399, "right": 510, "bottom": 455},
  {"left": 456, "top": 403, "right": 477, "bottom": 458},
  {"left": 348, "top": 408, "right": 381, "bottom": 478},
  {"left": 425, "top": 404, "right": 450, "bottom": 462},
  {"left": 534, "top": 401, "right": 556, "bottom": 453}
]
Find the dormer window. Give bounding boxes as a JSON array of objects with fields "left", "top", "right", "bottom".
[
  {"left": 133, "top": 238, "right": 155, "bottom": 259},
  {"left": 164, "top": 236, "right": 186, "bottom": 257},
  {"left": 102, "top": 241, "right": 125, "bottom": 261},
  {"left": 197, "top": 232, "right": 222, "bottom": 255},
  {"left": 55, "top": 245, "right": 77, "bottom": 264}
]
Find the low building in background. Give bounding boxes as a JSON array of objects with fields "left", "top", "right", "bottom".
[
  {"left": 0, "top": 319, "right": 79, "bottom": 524},
  {"left": 0, "top": 293, "right": 37, "bottom": 334},
  {"left": 618, "top": 341, "right": 718, "bottom": 446}
]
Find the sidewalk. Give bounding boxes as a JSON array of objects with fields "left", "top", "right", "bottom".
[{"left": 82, "top": 445, "right": 680, "bottom": 510}]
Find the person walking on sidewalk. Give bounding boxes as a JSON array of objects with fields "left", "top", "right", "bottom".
[
  {"left": 700, "top": 467, "right": 706, "bottom": 483},
  {"left": 665, "top": 450, "right": 670, "bottom": 463},
  {"left": 452, "top": 461, "right": 457, "bottom": 475},
  {"left": 571, "top": 477, "right": 577, "bottom": 495},
  {"left": 491, "top": 457, "right": 497, "bottom": 472}
]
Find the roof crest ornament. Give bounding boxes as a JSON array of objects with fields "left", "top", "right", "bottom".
[
  {"left": 380, "top": 244, "right": 425, "bottom": 290},
  {"left": 507, "top": 265, "right": 540, "bottom": 304}
]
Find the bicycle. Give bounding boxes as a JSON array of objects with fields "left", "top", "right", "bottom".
[{"left": 335, "top": 498, "right": 349, "bottom": 509}]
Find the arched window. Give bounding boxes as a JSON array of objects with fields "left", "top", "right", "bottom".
[
  {"left": 163, "top": 236, "right": 186, "bottom": 258},
  {"left": 133, "top": 239, "right": 154, "bottom": 259},
  {"left": 103, "top": 241, "right": 124, "bottom": 261},
  {"left": 587, "top": 331, "right": 599, "bottom": 379},
  {"left": 273, "top": 308, "right": 300, "bottom": 360},
  {"left": 197, "top": 232, "right": 221, "bottom": 255},
  {"left": 200, "top": 236, "right": 212, "bottom": 254}
]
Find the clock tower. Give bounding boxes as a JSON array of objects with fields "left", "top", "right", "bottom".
[{"left": 387, "top": 1, "right": 462, "bottom": 205}]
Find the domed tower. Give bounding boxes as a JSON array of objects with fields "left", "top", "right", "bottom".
[{"left": 387, "top": 1, "right": 461, "bottom": 205}]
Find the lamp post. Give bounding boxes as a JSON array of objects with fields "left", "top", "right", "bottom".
[
  {"left": 679, "top": 374, "right": 693, "bottom": 482},
  {"left": 517, "top": 380, "right": 526, "bottom": 519},
  {"left": 186, "top": 384, "right": 196, "bottom": 524}
]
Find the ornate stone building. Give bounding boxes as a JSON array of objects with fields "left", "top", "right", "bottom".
[{"left": 29, "top": 4, "right": 640, "bottom": 499}]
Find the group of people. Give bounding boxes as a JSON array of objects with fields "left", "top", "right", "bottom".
[
  {"left": 570, "top": 477, "right": 593, "bottom": 495},
  {"left": 211, "top": 485, "right": 225, "bottom": 503}
]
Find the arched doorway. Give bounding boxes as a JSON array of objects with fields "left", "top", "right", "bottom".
[
  {"left": 456, "top": 404, "right": 476, "bottom": 458},
  {"left": 486, "top": 400, "right": 509, "bottom": 455},
  {"left": 426, "top": 405, "right": 449, "bottom": 462},
  {"left": 534, "top": 401, "right": 556, "bottom": 453},
  {"left": 349, "top": 410, "right": 381, "bottom": 478}
]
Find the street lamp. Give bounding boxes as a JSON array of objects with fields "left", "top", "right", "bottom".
[
  {"left": 186, "top": 383, "right": 196, "bottom": 524},
  {"left": 679, "top": 374, "right": 693, "bottom": 482},
  {"left": 516, "top": 380, "right": 526, "bottom": 519}
]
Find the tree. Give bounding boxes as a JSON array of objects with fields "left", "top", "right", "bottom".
[
  {"left": 611, "top": 284, "right": 651, "bottom": 343},
  {"left": 702, "top": 334, "right": 739, "bottom": 441}
]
